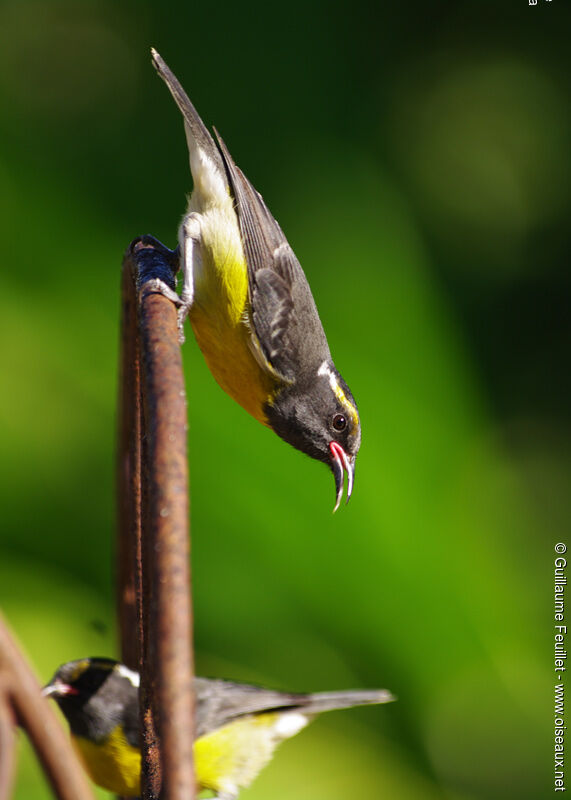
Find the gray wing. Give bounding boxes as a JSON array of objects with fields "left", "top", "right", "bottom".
[
  {"left": 194, "top": 678, "right": 307, "bottom": 737},
  {"left": 214, "top": 131, "right": 331, "bottom": 381},
  {"left": 194, "top": 677, "right": 394, "bottom": 738}
]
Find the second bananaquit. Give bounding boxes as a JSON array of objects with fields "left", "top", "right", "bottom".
[
  {"left": 152, "top": 50, "right": 361, "bottom": 511},
  {"left": 44, "top": 658, "right": 394, "bottom": 799}
]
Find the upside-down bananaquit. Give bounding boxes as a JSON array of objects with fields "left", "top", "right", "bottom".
[{"left": 151, "top": 50, "right": 361, "bottom": 511}]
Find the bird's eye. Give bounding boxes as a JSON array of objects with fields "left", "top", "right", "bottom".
[{"left": 332, "top": 414, "right": 347, "bottom": 432}]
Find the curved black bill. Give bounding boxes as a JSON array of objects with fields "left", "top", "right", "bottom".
[{"left": 329, "top": 442, "right": 356, "bottom": 512}]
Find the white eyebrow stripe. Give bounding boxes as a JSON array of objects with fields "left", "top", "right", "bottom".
[
  {"left": 116, "top": 664, "right": 140, "bottom": 688},
  {"left": 317, "top": 361, "right": 359, "bottom": 426}
]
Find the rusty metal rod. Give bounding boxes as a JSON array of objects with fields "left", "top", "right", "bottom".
[
  {"left": 119, "top": 237, "right": 195, "bottom": 800},
  {"left": 117, "top": 246, "right": 147, "bottom": 800},
  {"left": 117, "top": 244, "right": 143, "bottom": 674},
  {"left": 0, "top": 614, "right": 95, "bottom": 800},
  {"left": 0, "top": 677, "right": 15, "bottom": 800},
  {"left": 139, "top": 363, "right": 161, "bottom": 800}
]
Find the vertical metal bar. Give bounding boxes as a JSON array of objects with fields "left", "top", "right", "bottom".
[
  {"left": 117, "top": 252, "right": 149, "bottom": 800},
  {"left": 120, "top": 237, "right": 195, "bottom": 800},
  {"left": 139, "top": 276, "right": 195, "bottom": 800},
  {"left": 139, "top": 384, "right": 162, "bottom": 800},
  {"left": 117, "top": 253, "right": 142, "bottom": 673}
]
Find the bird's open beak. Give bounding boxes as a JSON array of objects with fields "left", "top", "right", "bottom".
[
  {"left": 42, "top": 681, "right": 76, "bottom": 698},
  {"left": 329, "top": 442, "right": 355, "bottom": 512}
]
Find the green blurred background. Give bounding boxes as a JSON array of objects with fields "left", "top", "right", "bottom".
[{"left": 1, "top": 1, "right": 569, "bottom": 798}]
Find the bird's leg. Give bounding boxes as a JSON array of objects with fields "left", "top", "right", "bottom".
[{"left": 176, "top": 212, "right": 203, "bottom": 337}]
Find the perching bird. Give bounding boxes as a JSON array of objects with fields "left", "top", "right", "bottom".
[
  {"left": 151, "top": 50, "right": 361, "bottom": 511},
  {"left": 44, "top": 657, "right": 394, "bottom": 799}
]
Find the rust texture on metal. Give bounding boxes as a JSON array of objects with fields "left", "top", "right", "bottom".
[
  {"left": 118, "top": 236, "right": 195, "bottom": 800},
  {"left": 117, "top": 250, "right": 143, "bottom": 673},
  {"left": 0, "top": 674, "right": 15, "bottom": 800},
  {"left": 0, "top": 615, "right": 96, "bottom": 800}
]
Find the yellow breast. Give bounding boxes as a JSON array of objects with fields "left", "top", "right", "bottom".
[
  {"left": 189, "top": 206, "right": 279, "bottom": 424},
  {"left": 73, "top": 727, "right": 141, "bottom": 797}
]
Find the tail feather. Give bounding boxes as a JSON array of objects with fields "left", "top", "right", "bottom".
[
  {"left": 302, "top": 689, "right": 395, "bottom": 715},
  {"left": 151, "top": 48, "right": 227, "bottom": 194}
]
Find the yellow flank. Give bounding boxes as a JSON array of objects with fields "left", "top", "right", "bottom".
[
  {"left": 71, "top": 713, "right": 286, "bottom": 797},
  {"left": 189, "top": 206, "right": 279, "bottom": 424},
  {"left": 73, "top": 727, "right": 141, "bottom": 797},
  {"left": 194, "top": 713, "right": 282, "bottom": 796}
]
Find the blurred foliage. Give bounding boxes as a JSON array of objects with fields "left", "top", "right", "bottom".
[{"left": 0, "top": 1, "right": 569, "bottom": 799}]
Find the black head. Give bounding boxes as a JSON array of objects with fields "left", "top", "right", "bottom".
[
  {"left": 43, "top": 658, "right": 139, "bottom": 742},
  {"left": 266, "top": 361, "right": 361, "bottom": 510}
]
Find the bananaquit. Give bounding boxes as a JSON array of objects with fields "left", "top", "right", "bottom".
[
  {"left": 151, "top": 50, "right": 361, "bottom": 511},
  {"left": 44, "top": 658, "right": 394, "bottom": 799}
]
